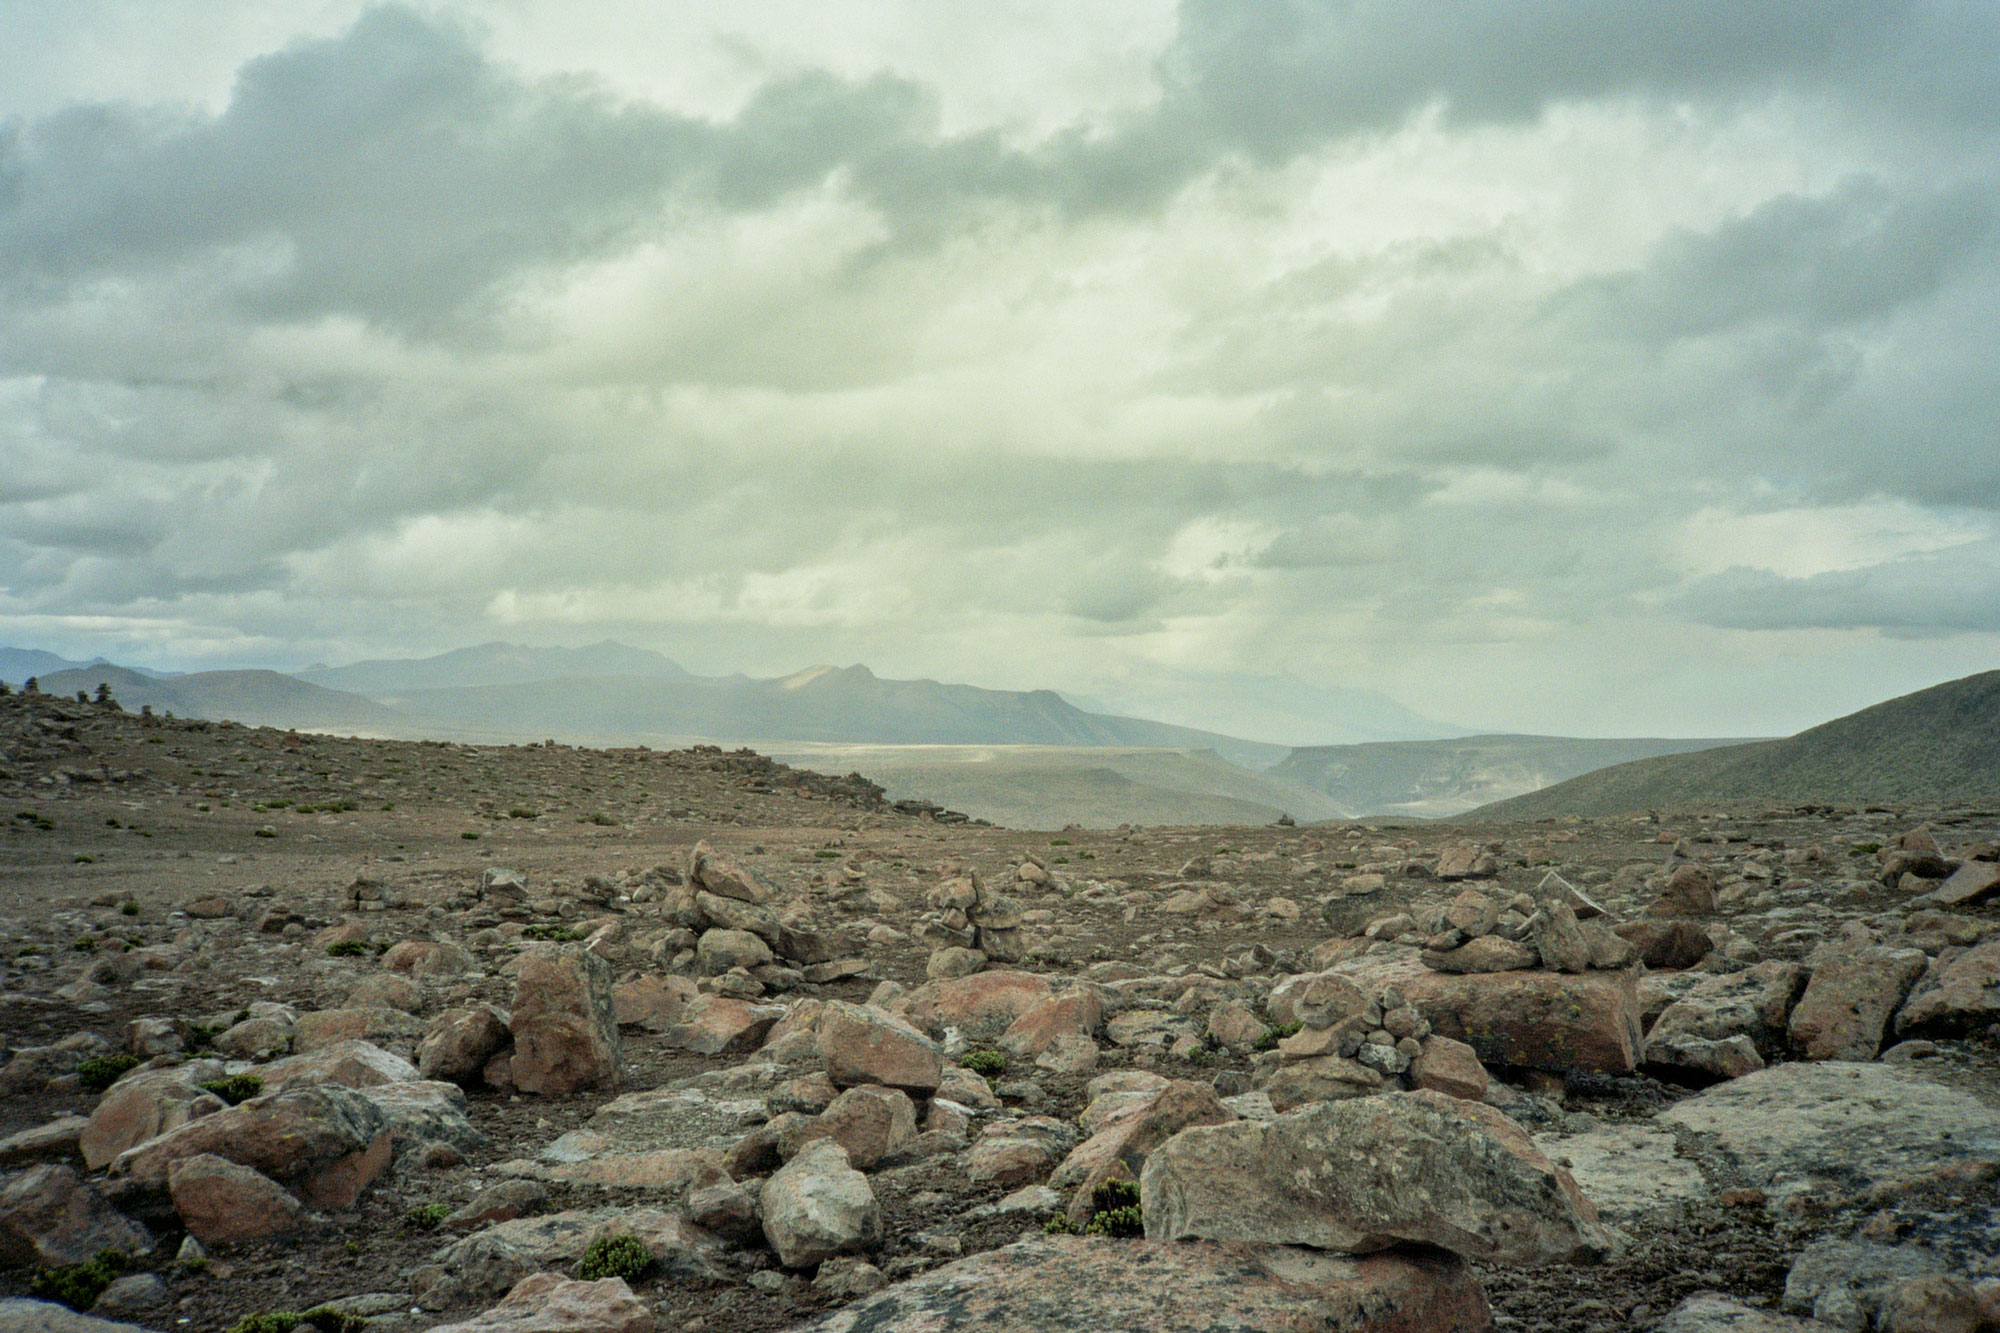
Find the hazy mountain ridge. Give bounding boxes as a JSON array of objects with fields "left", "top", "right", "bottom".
[
  {"left": 1469, "top": 669, "right": 2000, "bottom": 819},
  {"left": 1276, "top": 734, "right": 1753, "bottom": 819},
  {"left": 298, "top": 640, "right": 691, "bottom": 694},
  {"left": 27, "top": 665, "right": 416, "bottom": 737}
]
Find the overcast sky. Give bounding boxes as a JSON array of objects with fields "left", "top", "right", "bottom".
[{"left": 2, "top": 1, "right": 1997, "bottom": 741}]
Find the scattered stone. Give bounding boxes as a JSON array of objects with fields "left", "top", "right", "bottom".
[
  {"left": 427, "top": 1272, "right": 654, "bottom": 1333},
  {"left": 167, "top": 1154, "right": 305, "bottom": 1245},
  {"left": 760, "top": 1139, "right": 881, "bottom": 1268},
  {"left": 0, "top": 1164, "right": 152, "bottom": 1267},
  {"left": 1787, "top": 944, "right": 1926, "bottom": 1061},
  {"left": 819, "top": 1002, "right": 943, "bottom": 1093},
  {"left": 504, "top": 945, "right": 619, "bottom": 1095}
]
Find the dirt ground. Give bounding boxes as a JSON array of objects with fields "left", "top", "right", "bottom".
[{"left": 2, "top": 691, "right": 1996, "bottom": 1332}]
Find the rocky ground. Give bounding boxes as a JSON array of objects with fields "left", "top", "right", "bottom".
[{"left": 1, "top": 688, "right": 1997, "bottom": 1333}]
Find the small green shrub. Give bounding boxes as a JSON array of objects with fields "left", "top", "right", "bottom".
[
  {"left": 813, "top": 849, "right": 841, "bottom": 859},
  {"left": 1185, "top": 1046, "right": 1213, "bottom": 1065},
  {"left": 1255, "top": 1021, "right": 1303, "bottom": 1052},
  {"left": 1083, "top": 1204, "right": 1143, "bottom": 1238},
  {"left": 253, "top": 828, "right": 277, "bottom": 838},
  {"left": 182, "top": 1022, "right": 222, "bottom": 1051},
  {"left": 120, "top": 901, "right": 140, "bottom": 916},
  {"left": 519, "top": 924, "right": 585, "bottom": 942},
  {"left": 582, "top": 812, "right": 616, "bottom": 826},
  {"left": 1852, "top": 841, "right": 1882, "bottom": 855},
  {"left": 325, "top": 940, "right": 371, "bottom": 957},
  {"left": 30, "top": 1250, "right": 127, "bottom": 1310},
  {"left": 72, "top": 936, "right": 96, "bottom": 951},
  {"left": 508, "top": 808, "right": 538, "bottom": 819},
  {"left": 459, "top": 831, "right": 480, "bottom": 840},
  {"left": 575, "top": 1233, "right": 655, "bottom": 1282},
  {"left": 77, "top": 1054, "right": 141, "bottom": 1093},
  {"left": 199, "top": 1074, "right": 263, "bottom": 1105},
  {"left": 960, "top": 1049, "right": 1006, "bottom": 1076},
  {"left": 72, "top": 855, "right": 95, "bottom": 864},
  {"left": 404, "top": 1201, "right": 451, "bottom": 1230},
  {"left": 1041, "top": 1213, "right": 1076, "bottom": 1235}
]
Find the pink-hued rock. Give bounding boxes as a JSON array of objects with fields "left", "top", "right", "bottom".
[
  {"left": 111, "top": 1083, "right": 393, "bottom": 1209},
  {"left": 1788, "top": 945, "right": 1927, "bottom": 1061},
  {"left": 788, "top": 1236, "right": 1492, "bottom": 1333},
  {"left": 168, "top": 1154, "right": 305, "bottom": 1245},
  {"left": 81, "top": 1067, "right": 227, "bottom": 1169},
  {"left": 1896, "top": 938, "right": 2000, "bottom": 1037},
  {"left": 998, "top": 991, "right": 1104, "bottom": 1059},
  {"left": 900, "top": 971, "right": 1053, "bottom": 1042},
  {"left": 508, "top": 945, "right": 619, "bottom": 1095},
  {"left": 1408, "top": 1036, "right": 1490, "bottom": 1102},
  {"left": 688, "top": 841, "right": 772, "bottom": 905},
  {"left": 660, "top": 995, "right": 785, "bottom": 1055},
  {"left": 761, "top": 1140, "right": 881, "bottom": 1268},
  {"left": 819, "top": 1002, "right": 943, "bottom": 1093},
  {"left": 292, "top": 1006, "right": 427, "bottom": 1054},
  {"left": 1929, "top": 860, "right": 2000, "bottom": 907},
  {"left": 1647, "top": 864, "right": 1717, "bottom": 917},
  {"left": 261, "top": 1039, "right": 420, "bottom": 1092},
  {"left": 612, "top": 975, "right": 698, "bottom": 1031},
  {"left": 0, "top": 1164, "right": 152, "bottom": 1267},
  {"left": 797, "top": 1085, "right": 919, "bottom": 1171},
  {"left": 1049, "top": 1080, "right": 1232, "bottom": 1226},
  {"left": 428, "top": 1273, "right": 654, "bottom": 1333},
  {"left": 1340, "top": 955, "right": 1644, "bottom": 1075},
  {"left": 418, "top": 1005, "right": 512, "bottom": 1084}
]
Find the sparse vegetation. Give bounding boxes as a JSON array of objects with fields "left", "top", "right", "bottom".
[
  {"left": 1255, "top": 1021, "right": 1302, "bottom": 1051},
  {"left": 199, "top": 1073, "right": 263, "bottom": 1105},
  {"left": 575, "top": 1233, "right": 656, "bottom": 1282},
  {"left": 960, "top": 1049, "right": 1006, "bottom": 1076},
  {"left": 1081, "top": 1179, "right": 1144, "bottom": 1238},
  {"left": 29, "top": 1250, "right": 127, "bottom": 1310},
  {"left": 582, "top": 812, "right": 616, "bottom": 826},
  {"left": 520, "top": 924, "right": 586, "bottom": 942},
  {"left": 226, "top": 1308, "right": 369, "bottom": 1333},
  {"left": 77, "top": 1054, "right": 141, "bottom": 1092},
  {"left": 325, "top": 940, "right": 371, "bottom": 957},
  {"left": 404, "top": 1201, "right": 452, "bottom": 1230}
]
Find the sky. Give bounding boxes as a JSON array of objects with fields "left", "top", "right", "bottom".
[{"left": 2, "top": 1, "right": 1998, "bottom": 742}]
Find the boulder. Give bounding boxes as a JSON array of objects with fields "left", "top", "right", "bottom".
[
  {"left": 1788, "top": 945, "right": 1926, "bottom": 1061},
  {"left": 786, "top": 1236, "right": 1491, "bottom": 1333},
  {"left": 1894, "top": 938, "right": 2000, "bottom": 1037},
  {"left": 963, "top": 1116, "right": 1079, "bottom": 1190},
  {"left": 416, "top": 1207, "right": 723, "bottom": 1308},
  {"left": 111, "top": 1083, "right": 392, "bottom": 1210},
  {"left": 292, "top": 1006, "right": 426, "bottom": 1053},
  {"left": 798, "top": 1086, "right": 918, "bottom": 1171},
  {"left": 819, "top": 1002, "right": 943, "bottom": 1093},
  {"left": 1645, "top": 962, "right": 1803, "bottom": 1079},
  {"left": 261, "top": 1039, "right": 420, "bottom": 1092},
  {"left": 1527, "top": 900, "right": 1591, "bottom": 974},
  {"left": 81, "top": 1067, "right": 227, "bottom": 1170},
  {"left": 167, "top": 1154, "right": 304, "bottom": 1246},
  {"left": 427, "top": 1272, "right": 653, "bottom": 1333},
  {"left": 658, "top": 995, "right": 784, "bottom": 1056},
  {"left": 1655, "top": 1294, "right": 1825, "bottom": 1332},
  {"left": 1648, "top": 864, "right": 1717, "bottom": 917},
  {"left": 1407, "top": 1035, "right": 1489, "bottom": 1102},
  {"left": 1342, "top": 957, "right": 1644, "bottom": 1075},
  {"left": 1614, "top": 920, "right": 1715, "bottom": 970},
  {"left": 418, "top": 1005, "right": 512, "bottom": 1084},
  {"left": 901, "top": 971, "right": 1053, "bottom": 1042},
  {"left": 0, "top": 1165, "right": 152, "bottom": 1267},
  {"left": 1048, "top": 1080, "right": 1231, "bottom": 1226},
  {"left": 0, "top": 1300, "right": 165, "bottom": 1333},
  {"left": 760, "top": 1140, "right": 881, "bottom": 1268},
  {"left": 611, "top": 975, "right": 699, "bottom": 1031},
  {"left": 1435, "top": 843, "right": 1498, "bottom": 881},
  {"left": 1659, "top": 1061, "right": 2000, "bottom": 1203},
  {"left": 697, "top": 928, "right": 774, "bottom": 973},
  {"left": 1141, "top": 1090, "right": 1616, "bottom": 1265},
  {"left": 688, "top": 841, "right": 772, "bottom": 904},
  {"left": 1421, "top": 936, "right": 1538, "bottom": 974},
  {"left": 1928, "top": 860, "right": 2000, "bottom": 907},
  {"left": 507, "top": 945, "right": 619, "bottom": 1095},
  {"left": 998, "top": 991, "right": 1104, "bottom": 1059}
]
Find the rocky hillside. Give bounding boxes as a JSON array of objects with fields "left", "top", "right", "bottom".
[
  {"left": 1, "top": 688, "right": 1998, "bottom": 1333},
  {"left": 1473, "top": 668, "right": 2000, "bottom": 820},
  {"left": 1273, "top": 734, "right": 1749, "bottom": 819}
]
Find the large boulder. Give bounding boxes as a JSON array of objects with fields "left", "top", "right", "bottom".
[
  {"left": 900, "top": 971, "right": 1053, "bottom": 1042},
  {"left": 110, "top": 1083, "right": 392, "bottom": 1210},
  {"left": 1659, "top": 1061, "right": 2000, "bottom": 1204},
  {"left": 760, "top": 1140, "right": 881, "bottom": 1268},
  {"left": 0, "top": 1165, "right": 152, "bottom": 1267},
  {"left": 505, "top": 945, "right": 619, "bottom": 1095},
  {"left": 1049, "top": 1080, "right": 1233, "bottom": 1226},
  {"left": 819, "top": 1003, "right": 943, "bottom": 1093},
  {"left": 427, "top": 1272, "right": 654, "bottom": 1333},
  {"left": 80, "top": 1066, "right": 227, "bottom": 1170},
  {"left": 1337, "top": 955, "right": 1644, "bottom": 1075},
  {"left": 787, "top": 1236, "right": 1491, "bottom": 1333},
  {"left": 1788, "top": 945, "right": 1926, "bottom": 1061},
  {"left": 418, "top": 1005, "right": 512, "bottom": 1084},
  {"left": 167, "top": 1154, "right": 305, "bottom": 1246},
  {"left": 1894, "top": 938, "right": 2000, "bottom": 1037},
  {"left": 1645, "top": 962, "right": 1804, "bottom": 1080},
  {"left": 415, "top": 1207, "right": 724, "bottom": 1309},
  {"left": 1140, "top": 1090, "right": 1616, "bottom": 1266}
]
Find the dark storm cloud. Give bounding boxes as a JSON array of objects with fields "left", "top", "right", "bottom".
[{"left": 1682, "top": 549, "right": 2000, "bottom": 636}]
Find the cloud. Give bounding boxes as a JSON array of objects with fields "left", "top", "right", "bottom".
[{"left": 1681, "top": 545, "right": 2000, "bottom": 636}]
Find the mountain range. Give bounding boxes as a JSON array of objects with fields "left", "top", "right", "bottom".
[{"left": 26, "top": 640, "right": 1981, "bottom": 824}]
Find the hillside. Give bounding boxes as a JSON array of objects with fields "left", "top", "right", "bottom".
[
  {"left": 1273, "top": 733, "right": 1748, "bottom": 819},
  {"left": 31, "top": 665, "right": 418, "bottom": 737},
  {"left": 1470, "top": 668, "right": 2000, "bottom": 819},
  {"left": 768, "top": 743, "right": 1338, "bottom": 829},
  {"left": 298, "top": 640, "right": 690, "bottom": 694}
]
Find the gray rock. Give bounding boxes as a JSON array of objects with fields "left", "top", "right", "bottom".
[
  {"left": 1532, "top": 1123, "right": 1707, "bottom": 1223},
  {"left": 0, "top": 1300, "right": 161, "bottom": 1333},
  {"left": 760, "top": 1139, "right": 881, "bottom": 1268},
  {"left": 415, "top": 1206, "right": 724, "bottom": 1308},
  {"left": 1783, "top": 1239, "right": 1950, "bottom": 1328},
  {"left": 1659, "top": 1061, "right": 2000, "bottom": 1203},
  {"left": 0, "top": 1164, "right": 152, "bottom": 1267},
  {"left": 1140, "top": 1090, "right": 1617, "bottom": 1265},
  {"left": 788, "top": 1236, "right": 1493, "bottom": 1333},
  {"left": 1654, "top": 1294, "right": 1825, "bottom": 1331}
]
